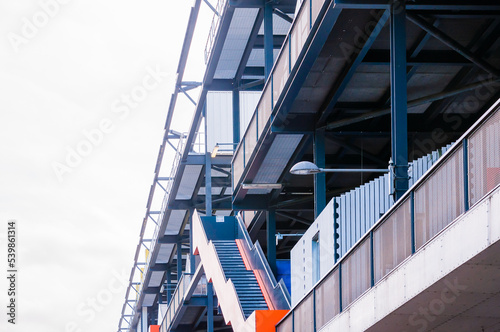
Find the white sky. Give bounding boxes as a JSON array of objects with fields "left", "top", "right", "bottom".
[{"left": 0, "top": 1, "right": 211, "bottom": 331}]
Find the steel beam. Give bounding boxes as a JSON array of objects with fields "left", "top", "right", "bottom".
[
  {"left": 316, "top": 9, "right": 390, "bottom": 126},
  {"left": 207, "top": 282, "right": 214, "bottom": 332},
  {"left": 407, "top": 12, "right": 500, "bottom": 77},
  {"left": 390, "top": 0, "right": 409, "bottom": 200},
  {"left": 314, "top": 130, "right": 326, "bottom": 218},
  {"left": 264, "top": 2, "right": 274, "bottom": 80},
  {"left": 233, "top": 90, "right": 240, "bottom": 144},
  {"left": 267, "top": 208, "right": 277, "bottom": 276}
]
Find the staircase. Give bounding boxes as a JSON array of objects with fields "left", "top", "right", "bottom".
[
  {"left": 212, "top": 240, "right": 268, "bottom": 317},
  {"left": 192, "top": 212, "right": 290, "bottom": 331}
]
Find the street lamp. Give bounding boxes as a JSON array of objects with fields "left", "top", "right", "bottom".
[{"left": 290, "top": 161, "right": 389, "bottom": 175}]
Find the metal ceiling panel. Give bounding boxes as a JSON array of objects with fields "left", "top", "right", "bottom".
[
  {"left": 155, "top": 243, "right": 175, "bottom": 264},
  {"left": 175, "top": 165, "right": 203, "bottom": 200},
  {"left": 164, "top": 210, "right": 186, "bottom": 235},
  {"left": 214, "top": 8, "right": 259, "bottom": 79},
  {"left": 142, "top": 293, "right": 157, "bottom": 307},
  {"left": 148, "top": 271, "right": 165, "bottom": 288},
  {"left": 248, "top": 134, "right": 303, "bottom": 194}
]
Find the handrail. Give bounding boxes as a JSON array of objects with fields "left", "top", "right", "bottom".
[
  {"left": 160, "top": 272, "right": 193, "bottom": 330},
  {"left": 235, "top": 214, "right": 291, "bottom": 309},
  {"left": 277, "top": 98, "right": 500, "bottom": 331},
  {"left": 120, "top": 133, "right": 188, "bottom": 332},
  {"left": 191, "top": 211, "right": 250, "bottom": 330},
  {"left": 232, "top": 0, "right": 332, "bottom": 189}
]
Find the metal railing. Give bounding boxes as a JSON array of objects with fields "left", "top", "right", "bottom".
[
  {"left": 204, "top": 0, "right": 227, "bottom": 64},
  {"left": 235, "top": 214, "right": 291, "bottom": 309},
  {"left": 119, "top": 134, "right": 187, "bottom": 332},
  {"left": 232, "top": 0, "right": 328, "bottom": 189},
  {"left": 277, "top": 101, "right": 500, "bottom": 331},
  {"left": 159, "top": 272, "right": 195, "bottom": 332}
]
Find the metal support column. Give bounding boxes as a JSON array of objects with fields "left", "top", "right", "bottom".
[
  {"left": 177, "top": 241, "right": 183, "bottom": 280},
  {"left": 166, "top": 267, "right": 172, "bottom": 304},
  {"left": 189, "top": 210, "right": 196, "bottom": 273},
  {"left": 206, "top": 152, "right": 213, "bottom": 215},
  {"left": 264, "top": 2, "right": 274, "bottom": 80},
  {"left": 205, "top": 102, "right": 213, "bottom": 216},
  {"left": 390, "top": 0, "right": 409, "bottom": 201},
  {"left": 267, "top": 208, "right": 277, "bottom": 276},
  {"left": 233, "top": 89, "right": 240, "bottom": 144},
  {"left": 207, "top": 282, "right": 214, "bottom": 332},
  {"left": 314, "top": 129, "right": 326, "bottom": 218}
]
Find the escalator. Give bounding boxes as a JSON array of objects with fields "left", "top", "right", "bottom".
[{"left": 192, "top": 212, "right": 290, "bottom": 332}]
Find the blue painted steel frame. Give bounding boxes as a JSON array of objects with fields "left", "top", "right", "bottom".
[
  {"left": 314, "top": 130, "right": 326, "bottom": 218},
  {"left": 390, "top": 0, "right": 409, "bottom": 201}
]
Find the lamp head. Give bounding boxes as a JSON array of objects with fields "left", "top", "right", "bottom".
[{"left": 290, "top": 161, "right": 321, "bottom": 175}]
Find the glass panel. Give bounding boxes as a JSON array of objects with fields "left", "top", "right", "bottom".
[
  {"left": 315, "top": 268, "right": 340, "bottom": 329},
  {"left": 245, "top": 115, "right": 258, "bottom": 165},
  {"left": 341, "top": 238, "right": 370, "bottom": 308},
  {"left": 469, "top": 110, "right": 500, "bottom": 206},
  {"left": 233, "top": 145, "right": 244, "bottom": 187},
  {"left": 293, "top": 292, "right": 314, "bottom": 332},
  {"left": 373, "top": 198, "right": 412, "bottom": 283},
  {"left": 415, "top": 147, "right": 464, "bottom": 250},
  {"left": 311, "top": 0, "right": 325, "bottom": 24},
  {"left": 258, "top": 84, "right": 273, "bottom": 138},
  {"left": 273, "top": 40, "right": 290, "bottom": 108},
  {"left": 276, "top": 312, "right": 293, "bottom": 332},
  {"left": 290, "top": 0, "right": 310, "bottom": 70}
]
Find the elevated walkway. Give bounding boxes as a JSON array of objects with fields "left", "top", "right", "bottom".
[
  {"left": 193, "top": 212, "right": 290, "bottom": 332},
  {"left": 322, "top": 185, "right": 500, "bottom": 331},
  {"left": 277, "top": 99, "right": 500, "bottom": 331}
]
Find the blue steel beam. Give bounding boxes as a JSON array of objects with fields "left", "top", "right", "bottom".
[
  {"left": 316, "top": 9, "right": 390, "bottom": 126},
  {"left": 390, "top": 0, "right": 409, "bottom": 201},
  {"left": 314, "top": 130, "right": 326, "bottom": 218},
  {"left": 264, "top": 2, "right": 274, "bottom": 80},
  {"left": 407, "top": 12, "right": 500, "bottom": 77},
  {"left": 207, "top": 282, "right": 214, "bottom": 332},
  {"left": 267, "top": 208, "right": 277, "bottom": 276},
  {"left": 234, "top": 9, "right": 263, "bottom": 85},
  {"left": 233, "top": 90, "right": 240, "bottom": 144}
]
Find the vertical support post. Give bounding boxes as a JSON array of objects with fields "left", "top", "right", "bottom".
[
  {"left": 264, "top": 1, "right": 274, "bottom": 80},
  {"left": 205, "top": 101, "right": 213, "bottom": 216},
  {"left": 166, "top": 267, "right": 172, "bottom": 304},
  {"left": 369, "top": 231, "right": 374, "bottom": 287},
  {"left": 206, "top": 152, "right": 213, "bottom": 215},
  {"left": 141, "top": 307, "right": 148, "bottom": 332},
  {"left": 233, "top": 89, "right": 240, "bottom": 144},
  {"left": 177, "top": 241, "right": 182, "bottom": 280},
  {"left": 390, "top": 0, "right": 409, "bottom": 201},
  {"left": 410, "top": 191, "right": 416, "bottom": 254},
  {"left": 314, "top": 130, "right": 326, "bottom": 218},
  {"left": 207, "top": 282, "right": 214, "bottom": 332},
  {"left": 267, "top": 208, "right": 277, "bottom": 276},
  {"left": 463, "top": 139, "right": 469, "bottom": 211},
  {"left": 189, "top": 210, "right": 196, "bottom": 273}
]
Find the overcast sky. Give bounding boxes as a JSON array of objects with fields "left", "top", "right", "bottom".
[{"left": 0, "top": 1, "right": 211, "bottom": 331}]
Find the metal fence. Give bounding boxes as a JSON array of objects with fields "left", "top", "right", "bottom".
[{"left": 277, "top": 103, "right": 500, "bottom": 331}]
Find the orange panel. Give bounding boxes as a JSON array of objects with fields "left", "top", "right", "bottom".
[
  {"left": 149, "top": 325, "right": 160, "bottom": 332},
  {"left": 255, "top": 310, "right": 289, "bottom": 332},
  {"left": 235, "top": 239, "right": 252, "bottom": 270}
]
